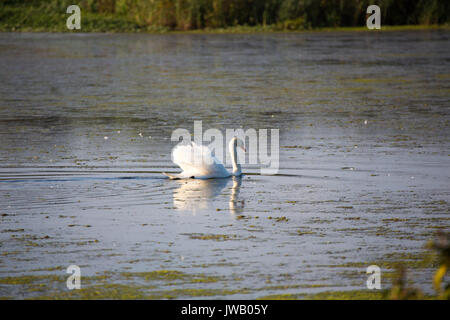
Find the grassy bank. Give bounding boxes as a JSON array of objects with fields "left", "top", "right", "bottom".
[
  {"left": 0, "top": 2, "right": 143, "bottom": 32},
  {"left": 0, "top": 0, "right": 449, "bottom": 33},
  {"left": 182, "top": 24, "right": 450, "bottom": 34}
]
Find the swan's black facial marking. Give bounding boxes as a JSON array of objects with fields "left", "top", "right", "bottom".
[{"left": 190, "top": 176, "right": 195, "bottom": 179}]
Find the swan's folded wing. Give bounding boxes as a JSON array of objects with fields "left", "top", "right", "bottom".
[{"left": 172, "top": 143, "right": 229, "bottom": 178}]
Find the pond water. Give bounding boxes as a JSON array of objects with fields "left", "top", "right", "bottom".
[{"left": 0, "top": 31, "right": 449, "bottom": 299}]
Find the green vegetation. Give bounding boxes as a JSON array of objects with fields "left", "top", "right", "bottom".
[
  {"left": 121, "top": 269, "right": 221, "bottom": 283},
  {"left": 31, "top": 285, "right": 245, "bottom": 299},
  {"left": 0, "top": 1, "right": 142, "bottom": 32},
  {"left": 259, "top": 290, "right": 385, "bottom": 300},
  {"left": 182, "top": 232, "right": 241, "bottom": 241},
  {"left": 0, "top": 0, "right": 449, "bottom": 32},
  {"left": 260, "top": 232, "right": 450, "bottom": 300},
  {"left": 0, "top": 269, "right": 230, "bottom": 299},
  {"left": 0, "top": 233, "right": 448, "bottom": 299}
]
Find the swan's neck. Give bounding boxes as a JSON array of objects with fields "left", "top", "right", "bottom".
[{"left": 229, "top": 140, "right": 241, "bottom": 176}]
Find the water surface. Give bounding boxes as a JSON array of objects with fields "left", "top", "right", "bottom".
[{"left": 0, "top": 31, "right": 449, "bottom": 299}]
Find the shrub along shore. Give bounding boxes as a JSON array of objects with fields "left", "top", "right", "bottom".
[{"left": 0, "top": 0, "right": 449, "bottom": 33}]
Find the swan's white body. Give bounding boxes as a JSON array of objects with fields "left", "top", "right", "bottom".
[{"left": 163, "top": 137, "right": 245, "bottom": 179}]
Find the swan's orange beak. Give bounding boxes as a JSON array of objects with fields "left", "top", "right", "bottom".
[{"left": 241, "top": 146, "right": 247, "bottom": 152}]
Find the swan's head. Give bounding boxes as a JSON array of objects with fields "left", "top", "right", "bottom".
[{"left": 230, "top": 137, "right": 246, "bottom": 152}]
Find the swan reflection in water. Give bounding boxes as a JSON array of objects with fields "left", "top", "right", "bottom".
[{"left": 172, "top": 176, "right": 244, "bottom": 215}]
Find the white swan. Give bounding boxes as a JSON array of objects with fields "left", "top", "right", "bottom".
[{"left": 163, "top": 137, "right": 246, "bottom": 179}]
